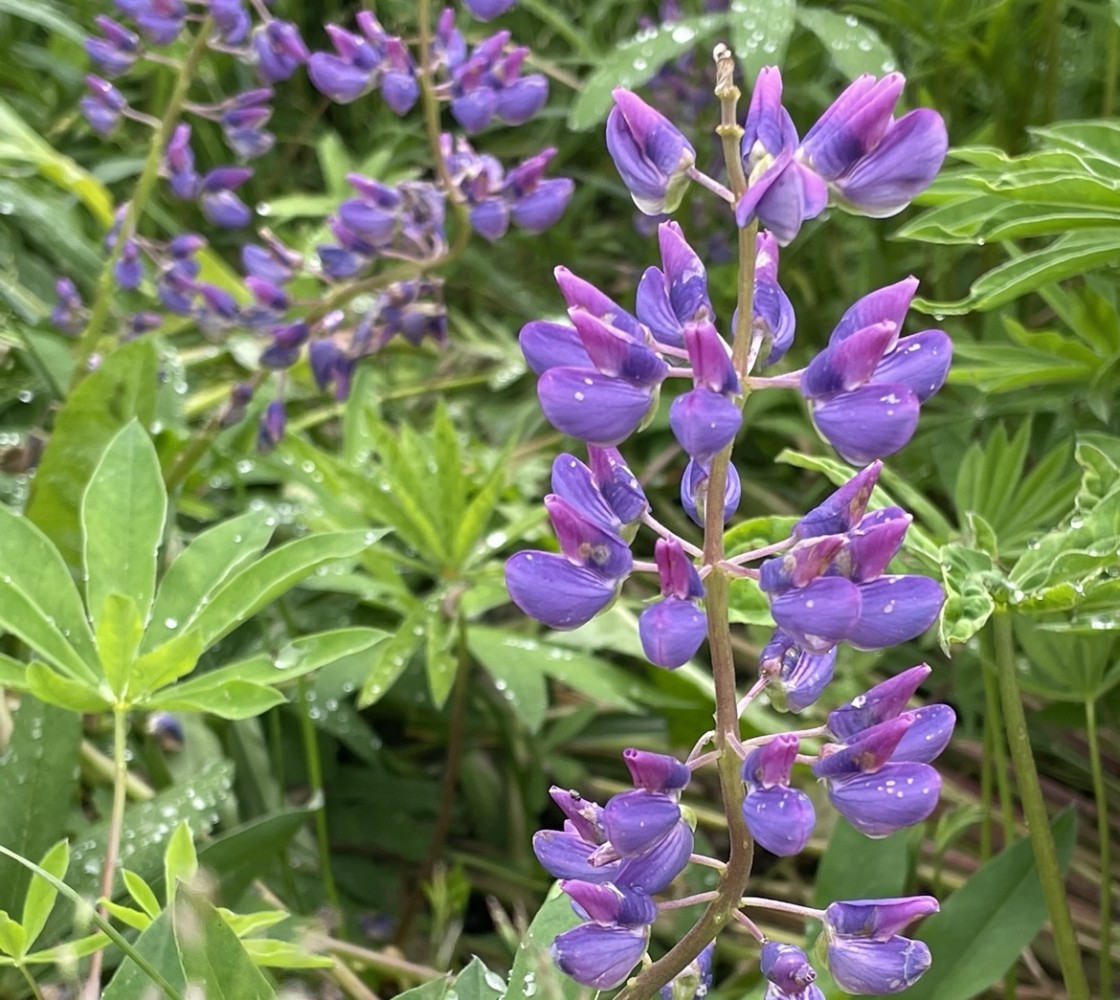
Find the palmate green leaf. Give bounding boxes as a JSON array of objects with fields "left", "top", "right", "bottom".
[
  {"left": 132, "top": 628, "right": 204, "bottom": 697},
  {"left": 83, "top": 421, "right": 167, "bottom": 630},
  {"left": 0, "top": 698, "right": 81, "bottom": 916},
  {"left": 1013, "top": 620, "right": 1120, "bottom": 702},
  {"left": 976, "top": 169, "right": 1120, "bottom": 210},
  {"left": 0, "top": 915, "right": 26, "bottom": 960},
  {"left": 947, "top": 341, "right": 1096, "bottom": 393},
  {"left": 144, "top": 509, "right": 276, "bottom": 654},
  {"left": 174, "top": 885, "right": 276, "bottom": 1000},
  {"left": 123, "top": 869, "right": 161, "bottom": 920},
  {"left": 885, "top": 810, "right": 1076, "bottom": 1000},
  {"left": 917, "top": 228, "right": 1120, "bottom": 314},
  {"left": 27, "top": 338, "right": 158, "bottom": 567},
  {"left": 164, "top": 822, "right": 198, "bottom": 907},
  {"left": 21, "top": 840, "right": 69, "bottom": 954},
  {"left": 95, "top": 593, "right": 145, "bottom": 700},
  {"left": 431, "top": 400, "right": 466, "bottom": 541},
  {"left": 796, "top": 8, "right": 897, "bottom": 78},
  {"left": 939, "top": 544, "right": 997, "bottom": 648},
  {"left": 26, "top": 663, "right": 111, "bottom": 713},
  {"left": 358, "top": 604, "right": 426, "bottom": 707},
  {"left": 894, "top": 193, "right": 1008, "bottom": 243},
  {"left": 568, "top": 14, "right": 729, "bottom": 130},
  {"left": 728, "top": 0, "right": 796, "bottom": 80},
  {"left": 184, "top": 529, "right": 375, "bottom": 650},
  {"left": 1031, "top": 119, "right": 1120, "bottom": 168},
  {"left": 0, "top": 504, "right": 98, "bottom": 681},
  {"left": 146, "top": 680, "right": 286, "bottom": 720}
]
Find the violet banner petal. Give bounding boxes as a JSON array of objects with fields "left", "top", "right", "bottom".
[
  {"left": 871, "top": 330, "right": 952, "bottom": 403},
  {"left": 811, "top": 383, "right": 921, "bottom": 465},
  {"left": 552, "top": 923, "right": 650, "bottom": 990},
  {"left": 638, "top": 597, "right": 707, "bottom": 669},
  {"left": 849, "top": 575, "right": 944, "bottom": 649},
  {"left": 743, "top": 786, "right": 816, "bottom": 857},
  {"left": 826, "top": 762, "right": 941, "bottom": 837},
  {"left": 537, "top": 368, "right": 655, "bottom": 446},
  {"left": 505, "top": 551, "right": 618, "bottom": 629},
  {"left": 826, "top": 935, "right": 932, "bottom": 995}
]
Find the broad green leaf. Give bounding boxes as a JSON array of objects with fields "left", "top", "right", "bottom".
[
  {"left": 568, "top": 15, "right": 728, "bottom": 130},
  {"left": 164, "top": 823, "right": 198, "bottom": 907},
  {"left": 426, "top": 607, "right": 458, "bottom": 709},
  {"left": 0, "top": 654, "right": 27, "bottom": 689},
  {"left": 455, "top": 956, "right": 506, "bottom": 1000},
  {"left": 103, "top": 900, "right": 152, "bottom": 932},
  {"left": 359, "top": 605, "right": 426, "bottom": 707},
  {"left": 123, "top": 869, "right": 161, "bottom": 920},
  {"left": 0, "top": 699, "right": 81, "bottom": 916},
  {"left": 506, "top": 887, "right": 586, "bottom": 1000},
  {"left": 216, "top": 627, "right": 387, "bottom": 688},
  {"left": 101, "top": 911, "right": 187, "bottom": 1000},
  {"left": 0, "top": 500, "right": 97, "bottom": 674},
  {"left": 24, "top": 930, "right": 111, "bottom": 964},
  {"left": 889, "top": 810, "right": 1076, "bottom": 1000},
  {"left": 186, "top": 530, "right": 374, "bottom": 649},
  {"left": 197, "top": 805, "right": 318, "bottom": 905},
  {"left": 468, "top": 628, "right": 550, "bottom": 733},
  {"left": 0, "top": 97, "right": 113, "bottom": 224},
  {"left": 26, "top": 663, "right": 111, "bottom": 713},
  {"left": 814, "top": 820, "right": 911, "bottom": 906},
  {"left": 70, "top": 760, "right": 234, "bottom": 899},
  {"left": 21, "top": 840, "right": 70, "bottom": 952},
  {"left": 796, "top": 8, "right": 896, "bottom": 78},
  {"left": 0, "top": 575, "right": 98, "bottom": 683},
  {"left": 0, "top": 0, "right": 84, "bottom": 41},
  {"left": 145, "top": 509, "right": 276, "bottom": 653},
  {"left": 173, "top": 885, "right": 276, "bottom": 1000},
  {"left": 132, "top": 628, "right": 204, "bottom": 697},
  {"left": 431, "top": 401, "right": 465, "bottom": 541},
  {"left": 83, "top": 421, "right": 167, "bottom": 629},
  {"left": 0, "top": 914, "right": 27, "bottom": 960},
  {"left": 27, "top": 339, "right": 158, "bottom": 566},
  {"left": 728, "top": 576, "right": 776, "bottom": 627},
  {"left": 1014, "top": 620, "right": 1120, "bottom": 702},
  {"left": 241, "top": 938, "right": 333, "bottom": 969},
  {"left": 146, "top": 680, "right": 287, "bottom": 720},
  {"left": 393, "top": 979, "right": 451, "bottom": 1000},
  {"left": 95, "top": 593, "right": 145, "bottom": 699},
  {"left": 729, "top": 0, "right": 796, "bottom": 80}
]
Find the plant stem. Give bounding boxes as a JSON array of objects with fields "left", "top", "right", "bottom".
[
  {"left": 1106, "top": 9, "right": 1120, "bottom": 117},
  {"left": 83, "top": 706, "right": 130, "bottom": 1000},
  {"left": 71, "top": 19, "right": 214, "bottom": 388},
  {"left": 18, "top": 964, "right": 45, "bottom": 1000},
  {"left": 992, "top": 608, "right": 1089, "bottom": 1000},
  {"left": 1085, "top": 697, "right": 1113, "bottom": 999},
  {"left": 297, "top": 677, "right": 343, "bottom": 926}
]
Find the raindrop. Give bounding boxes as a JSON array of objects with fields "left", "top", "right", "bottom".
[
  {"left": 164, "top": 617, "right": 178, "bottom": 629},
  {"left": 16, "top": 389, "right": 33, "bottom": 403}
]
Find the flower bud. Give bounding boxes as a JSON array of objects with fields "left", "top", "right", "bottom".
[{"left": 606, "top": 89, "right": 695, "bottom": 215}]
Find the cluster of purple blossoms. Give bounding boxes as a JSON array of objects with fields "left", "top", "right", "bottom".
[
  {"left": 59, "top": 0, "right": 572, "bottom": 451},
  {"left": 508, "top": 60, "right": 954, "bottom": 997}
]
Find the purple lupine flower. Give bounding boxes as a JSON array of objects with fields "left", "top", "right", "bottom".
[
  {"left": 211, "top": 0, "right": 250, "bottom": 44},
  {"left": 741, "top": 735, "right": 816, "bottom": 856},
  {"left": 146, "top": 710, "right": 185, "bottom": 751},
  {"left": 258, "top": 399, "right": 286, "bottom": 452},
  {"left": 640, "top": 538, "right": 707, "bottom": 669},
  {"left": 812, "top": 718, "right": 944, "bottom": 836},
  {"left": 822, "top": 897, "right": 937, "bottom": 994},
  {"left": 86, "top": 16, "right": 140, "bottom": 77},
  {"left": 164, "top": 124, "right": 200, "bottom": 199},
  {"left": 601, "top": 791, "right": 683, "bottom": 856},
  {"left": 669, "top": 319, "right": 742, "bottom": 463},
  {"left": 760, "top": 942, "right": 825, "bottom": 1000},
  {"left": 504, "top": 148, "right": 574, "bottom": 233},
  {"left": 607, "top": 89, "right": 696, "bottom": 215},
  {"left": 124, "top": 0, "right": 185, "bottom": 45},
  {"left": 464, "top": 0, "right": 518, "bottom": 20},
  {"left": 827, "top": 664, "right": 930, "bottom": 739},
  {"left": 380, "top": 38, "right": 420, "bottom": 115},
  {"left": 114, "top": 239, "right": 143, "bottom": 290},
  {"left": 798, "top": 74, "right": 948, "bottom": 218},
  {"left": 80, "top": 74, "right": 127, "bottom": 135},
  {"left": 551, "top": 923, "right": 650, "bottom": 989},
  {"left": 758, "top": 629, "right": 836, "bottom": 712},
  {"left": 737, "top": 67, "right": 827, "bottom": 245},
  {"left": 51, "top": 278, "right": 85, "bottom": 334},
  {"left": 308, "top": 24, "right": 379, "bottom": 103},
  {"left": 623, "top": 748, "right": 690, "bottom": 793},
  {"left": 588, "top": 446, "right": 648, "bottom": 523},
  {"left": 199, "top": 167, "right": 253, "bottom": 227},
  {"left": 635, "top": 221, "right": 713, "bottom": 349},
  {"left": 801, "top": 278, "right": 951, "bottom": 464},
  {"left": 681, "top": 457, "right": 741, "bottom": 527},
  {"left": 753, "top": 232, "right": 796, "bottom": 365},
  {"left": 253, "top": 20, "right": 309, "bottom": 84},
  {"left": 218, "top": 89, "right": 276, "bottom": 159},
  {"left": 792, "top": 460, "right": 881, "bottom": 539}
]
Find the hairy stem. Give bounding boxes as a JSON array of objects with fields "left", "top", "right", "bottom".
[
  {"left": 71, "top": 18, "right": 214, "bottom": 387},
  {"left": 1085, "top": 698, "right": 1113, "bottom": 999},
  {"left": 83, "top": 706, "right": 130, "bottom": 1000},
  {"left": 992, "top": 609, "right": 1088, "bottom": 1000}
]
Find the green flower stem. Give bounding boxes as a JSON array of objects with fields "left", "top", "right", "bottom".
[
  {"left": 82, "top": 706, "right": 131, "bottom": 1000},
  {"left": 616, "top": 47, "right": 759, "bottom": 1000},
  {"left": 992, "top": 607, "right": 1089, "bottom": 1000},
  {"left": 1106, "top": 11, "right": 1119, "bottom": 117},
  {"left": 18, "top": 964, "right": 45, "bottom": 1000},
  {"left": 297, "top": 676, "right": 343, "bottom": 925},
  {"left": 1085, "top": 697, "right": 1113, "bottom": 998},
  {"left": 71, "top": 19, "right": 214, "bottom": 389},
  {"left": 0, "top": 844, "right": 185, "bottom": 1000}
]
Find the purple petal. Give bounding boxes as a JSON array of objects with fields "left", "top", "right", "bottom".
[
  {"left": 837, "top": 507, "right": 910, "bottom": 582},
  {"left": 464, "top": 0, "right": 518, "bottom": 19},
  {"left": 639, "top": 597, "right": 707, "bottom": 669},
  {"left": 512, "top": 178, "right": 574, "bottom": 233},
  {"left": 604, "top": 790, "right": 681, "bottom": 855},
  {"left": 812, "top": 383, "right": 921, "bottom": 465},
  {"left": 893, "top": 704, "right": 955, "bottom": 763},
  {"left": 537, "top": 368, "right": 655, "bottom": 446},
  {"left": 828, "top": 664, "right": 931, "bottom": 739},
  {"left": 200, "top": 189, "right": 252, "bottom": 228},
  {"left": 827, "top": 762, "right": 941, "bottom": 836},
  {"left": 849, "top": 575, "right": 944, "bottom": 649},
  {"left": 742, "top": 785, "right": 815, "bottom": 856},
  {"left": 636, "top": 266, "right": 682, "bottom": 347},
  {"left": 769, "top": 577, "right": 861, "bottom": 653},
  {"left": 571, "top": 312, "right": 667, "bottom": 385},
  {"left": 659, "top": 221, "right": 711, "bottom": 326},
  {"left": 532, "top": 830, "right": 620, "bottom": 882},
  {"left": 681, "top": 458, "right": 740, "bottom": 527},
  {"left": 826, "top": 935, "right": 932, "bottom": 994},
  {"left": 825, "top": 895, "right": 939, "bottom": 939},
  {"left": 505, "top": 551, "right": 618, "bottom": 629},
  {"left": 550, "top": 786, "right": 606, "bottom": 842},
  {"left": 743, "top": 734, "right": 799, "bottom": 789},
  {"left": 760, "top": 535, "right": 846, "bottom": 593},
  {"left": 792, "top": 462, "right": 882, "bottom": 540},
  {"left": 551, "top": 453, "right": 620, "bottom": 531},
  {"left": 615, "top": 821, "right": 693, "bottom": 894},
  {"left": 451, "top": 88, "right": 497, "bottom": 133},
  {"left": 544, "top": 494, "right": 633, "bottom": 579},
  {"left": 682, "top": 320, "right": 738, "bottom": 395},
  {"left": 759, "top": 630, "right": 838, "bottom": 712},
  {"left": 654, "top": 537, "right": 704, "bottom": 601},
  {"left": 552, "top": 923, "right": 650, "bottom": 990},
  {"left": 761, "top": 942, "right": 820, "bottom": 996},
  {"left": 799, "top": 74, "right": 904, "bottom": 180},
  {"left": 802, "top": 321, "right": 897, "bottom": 399},
  {"left": 469, "top": 199, "right": 511, "bottom": 241},
  {"left": 589, "top": 446, "right": 648, "bottom": 524},
  {"left": 562, "top": 881, "right": 658, "bottom": 927},
  {"left": 519, "top": 321, "right": 592, "bottom": 374},
  {"left": 669, "top": 388, "right": 742, "bottom": 462},
  {"left": 308, "top": 53, "right": 372, "bottom": 103},
  {"left": 623, "top": 748, "right": 690, "bottom": 793},
  {"left": 871, "top": 330, "right": 952, "bottom": 403},
  {"left": 382, "top": 71, "right": 421, "bottom": 115},
  {"left": 606, "top": 89, "right": 695, "bottom": 215},
  {"left": 830, "top": 278, "right": 919, "bottom": 345},
  {"left": 812, "top": 716, "right": 913, "bottom": 778},
  {"left": 554, "top": 267, "right": 644, "bottom": 339},
  {"left": 496, "top": 75, "right": 549, "bottom": 125},
  {"left": 833, "top": 109, "right": 949, "bottom": 217}
]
